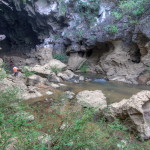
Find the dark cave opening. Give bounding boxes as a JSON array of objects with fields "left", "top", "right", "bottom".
[
  {"left": 85, "top": 42, "right": 113, "bottom": 63},
  {"left": 0, "top": 3, "right": 41, "bottom": 55}
]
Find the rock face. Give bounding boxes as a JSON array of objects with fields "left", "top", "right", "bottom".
[
  {"left": 0, "top": 0, "right": 150, "bottom": 84},
  {"left": 106, "top": 91, "right": 150, "bottom": 139},
  {"left": 100, "top": 41, "right": 145, "bottom": 84},
  {"left": 76, "top": 90, "right": 107, "bottom": 111}
]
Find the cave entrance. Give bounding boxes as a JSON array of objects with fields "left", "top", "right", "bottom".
[
  {"left": 85, "top": 42, "right": 113, "bottom": 65},
  {"left": 0, "top": 2, "right": 41, "bottom": 56}
]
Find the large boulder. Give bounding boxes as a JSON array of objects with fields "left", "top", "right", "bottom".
[
  {"left": 76, "top": 90, "right": 107, "bottom": 111},
  {"left": 67, "top": 53, "right": 87, "bottom": 71},
  {"left": 106, "top": 91, "right": 150, "bottom": 139},
  {"left": 57, "top": 70, "right": 75, "bottom": 81},
  {"left": 29, "top": 59, "right": 67, "bottom": 76},
  {"left": 26, "top": 74, "right": 48, "bottom": 86}
]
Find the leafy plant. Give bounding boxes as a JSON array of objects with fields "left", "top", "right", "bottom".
[
  {"left": 22, "top": 66, "right": 34, "bottom": 77},
  {"left": 0, "top": 68, "right": 7, "bottom": 79},
  {"left": 58, "top": 0, "right": 67, "bottom": 16},
  {"left": 79, "top": 63, "right": 88, "bottom": 73},
  {"left": 53, "top": 53, "right": 68, "bottom": 63},
  {"left": 112, "top": 11, "right": 122, "bottom": 20},
  {"left": 0, "top": 86, "right": 20, "bottom": 107},
  {"left": 105, "top": 25, "right": 118, "bottom": 34},
  {"left": 50, "top": 66, "right": 62, "bottom": 74}
]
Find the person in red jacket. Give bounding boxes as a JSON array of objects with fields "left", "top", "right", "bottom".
[{"left": 13, "top": 66, "right": 19, "bottom": 77}]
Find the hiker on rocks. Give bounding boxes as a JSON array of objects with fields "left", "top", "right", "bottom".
[{"left": 13, "top": 66, "right": 21, "bottom": 77}]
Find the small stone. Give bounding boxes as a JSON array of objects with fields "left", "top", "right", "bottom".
[
  {"left": 38, "top": 134, "right": 52, "bottom": 144},
  {"left": 79, "top": 76, "right": 84, "bottom": 81},
  {"left": 59, "top": 83, "right": 66, "bottom": 86},
  {"left": 64, "top": 91, "right": 75, "bottom": 100},
  {"left": 46, "top": 91, "right": 53, "bottom": 95},
  {"left": 74, "top": 80, "right": 79, "bottom": 83},
  {"left": 51, "top": 83, "right": 60, "bottom": 88}
]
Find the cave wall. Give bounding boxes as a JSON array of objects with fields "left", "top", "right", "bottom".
[{"left": 0, "top": 0, "right": 150, "bottom": 84}]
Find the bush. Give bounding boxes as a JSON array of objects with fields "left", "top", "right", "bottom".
[
  {"left": 112, "top": 11, "right": 122, "bottom": 20},
  {"left": 105, "top": 25, "right": 118, "bottom": 34},
  {"left": 0, "top": 87, "right": 20, "bottom": 107},
  {"left": 53, "top": 53, "right": 68, "bottom": 63},
  {"left": 50, "top": 66, "right": 62, "bottom": 74},
  {"left": 0, "top": 68, "right": 7, "bottom": 79},
  {"left": 79, "top": 63, "right": 89, "bottom": 73},
  {"left": 22, "top": 67, "right": 34, "bottom": 77}
]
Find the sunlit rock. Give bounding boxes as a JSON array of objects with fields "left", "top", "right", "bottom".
[
  {"left": 76, "top": 90, "right": 107, "bottom": 111},
  {"left": 106, "top": 91, "right": 150, "bottom": 139}
]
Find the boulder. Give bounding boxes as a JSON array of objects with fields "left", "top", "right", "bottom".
[
  {"left": 0, "top": 77, "right": 27, "bottom": 92},
  {"left": 147, "top": 81, "right": 150, "bottom": 85},
  {"left": 0, "top": 34, "right": 6, "bottom": 41},
  {"left": 67, "top": 53, "right": 86, "bottom": 71},
  {"left": 76, "top": 90, "right": 107, "bottom": 111},
  {"left": 46, "top": 91, "right": 53, "bottom": 95},
  {"left": 106, "top": 91, "right": 150, "bottom": 139},
  {"left": 38, "top": 134, "right": 52, "bottom": 145},
  {"left": 48, "top": 73, "right": 62, "bottom": 82},
  {"left": 0, "top": 58, "right": 3, "bottom": 66},
  {"left": 47, "top": 59, "right": 67, "bottom": 70},
  {"left": 57, "top": 70, "right": 75, "bottom": 81},
  {"left": 26, "top": 74, "right": 48, "bottom": 86},
  {"left": 51, "top": 83, "right": 60, "bottom": 88},
  {"left": 22, "top": 86, "right": 43, "bottom": 100},
  {"left": 79, "top": 76, "right": 84, "bottom": 81},
  {"left": 57, "top": 72, "right": 69, "bottom": 80},
  {"left": 63, "top": 91, "right": 75, "bottom": 100},
  {"left": 138, "top": 72, "right": 150, "bottom": 84},
  {"left": 29, "top": 59, "right": 66, "bottom": 77}
]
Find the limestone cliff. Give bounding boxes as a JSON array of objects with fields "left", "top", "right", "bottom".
[{"left": 0, "top": 0, "right": 150, "bottom": 84}]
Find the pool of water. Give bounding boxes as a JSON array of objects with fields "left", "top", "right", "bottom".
[
  {"left": 25, "top": 73, "right": 150, "bottom": 106},
  {"left": 60, "top": 80, "right": 150, "bottom": 104}
]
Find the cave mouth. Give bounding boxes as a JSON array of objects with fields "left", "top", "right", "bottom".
[
  {"left": 0, "top": 2, "right": 41, "bottom": 56},
  {"left": 85, "top": 42, "right": 113, "bottom": 64}
]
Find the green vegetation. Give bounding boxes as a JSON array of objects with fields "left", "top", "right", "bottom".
[
  {"left": 112, "top": 11, "right": 122, "bottom": 20},
  {"left": 79, "top": 63, "right": 88, "bottom": 73},
  {"left": 105, "top": 25, "right": 118, "bottom": 34},
  {"left": 1, "top": 86, "right": 150, "bottom": 149},
  {"left": 53, "top": 34, "right": 61, "bottom": 41},
  {"left": 0, "top": 87, "right": 20, "bottom": 107},
  {"left": 22, "top": 66, "right": 35, "bottom": 77},
  {"left": 119, "top": 0, "right": 148, "bottom": 15},
  {"left": 58, "top": 0, "right": 100, "bottom": 26},
  {"left": 50, "top": 66, "right": 62, "bottom": 74},
  {"left": 112, "top": 0, "right": 149, "bottom": 21},
  {"left": 0, "top": 68, "right": 7, "bottom": 79},
  {"left": 58, "top": 0, "right": 68, "bottom": 16},
  {"left": 53, "top": 53, "right": 68, "bottom": 63}
]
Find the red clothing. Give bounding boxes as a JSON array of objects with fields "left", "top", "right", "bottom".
[{"left": 13, "top": 67, "right": 18, "bottom": 73}]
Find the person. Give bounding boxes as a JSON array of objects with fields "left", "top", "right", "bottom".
[{"left": 13, "top": 66, "right": 19, "bottom": 77}]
